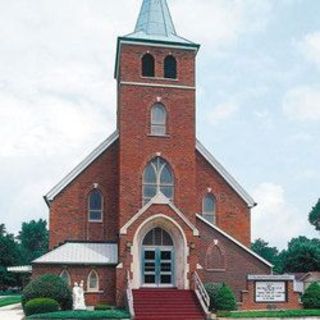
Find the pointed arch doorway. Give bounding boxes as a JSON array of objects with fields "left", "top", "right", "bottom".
[{"left": 142, "top": 227, "right": 175, "bottom": 287}]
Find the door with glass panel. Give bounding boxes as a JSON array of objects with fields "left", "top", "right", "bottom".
[{"left": 142, "top": 228, "right": 175, "bottom": 287}]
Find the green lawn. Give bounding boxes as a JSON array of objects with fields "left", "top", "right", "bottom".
[
  {"left": 0, "top": 295, "right": 22, "bottom": 307},
  {"left": 218, "top": 309, "right": 320, "bottom": 318},
  {"left": 27, "top": 309, "right": 130, "bottom": 319}
]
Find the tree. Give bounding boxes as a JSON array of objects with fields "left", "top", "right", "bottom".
[
  {"left": 309, "top": 199, "right": 320, "bottom": 231},
  {"left": 0, "top": 224, "right": 21, "bottom": 289},
  {"left": 251, "top": 239, "right": 283, "bottom": 273},
  {"left": 282, "top": 236, "right": 320, "bottom": 273},
  {"left": 17, "top": 219, "right": 49, "bottom": 264}
]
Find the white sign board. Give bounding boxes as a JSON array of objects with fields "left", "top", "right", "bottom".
[{"left": 255, "top": 281, "right": 287, "bottom": 302}]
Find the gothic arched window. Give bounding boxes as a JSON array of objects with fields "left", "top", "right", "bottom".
[
  {"left": 143, "top": 157, "right": 174, "bottom": 204},
  {"left": 88, "top": 189, "right": 103, "bottom": 222},
  {"left": 151, "top": 103, "right": 167, "bottom": 136},
  {"left": 142, "top": 53, "right": 155, "bottom": 77},
  {"left": 202, "top": 194, "right": 216, "bottom": 224},
  {"left": 205, "top": 244, "right": 225, "bottom": 271},
  {"left": 164, "top": 55, "right": 177, "bottom": 79},
  {"left": 143, "top": 228, "right": 173, "bottom": 246},
  {"left": 87, "top": 270, "right": 99, "bottom": 292},
  {"left": 59, "top": 269, "right": 71, "bottom": 286}
]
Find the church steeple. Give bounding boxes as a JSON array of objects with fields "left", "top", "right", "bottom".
[
  {"left": 135, "top": 0, "right": 176, "bottom": 37},
  {"left": 123, "top": 0, "right": 197, "bottom": 46}
]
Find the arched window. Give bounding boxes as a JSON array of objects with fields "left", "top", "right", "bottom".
[
  {"left": 142, "top": 53, "right": 155, "bottom": 77},
  {"left": 202, "top": 194, "right": 216, "bottom": 224},
  {"left": 59, "top": 269, "right": 71, "bottom": 286},
  {"left": 88, "top": 189, "right": 103, "bottom": 222},
  {"left": 164, "top": 55, "right": 177, "bottom": 79},
  {"left": 87, "top": 270, "right": 99, "bottom": 292},
  {"left": 205, "top": 244, "right": 225, "bottom": 271},
  {"left": 143, "top": 157, "right": 174, "bottom": 204},
  {"left": 143, "top": 228, "right": 173, "bottom": 246},
  {"left": 151, "top": 103, "right": 167, "bottom": 136}
]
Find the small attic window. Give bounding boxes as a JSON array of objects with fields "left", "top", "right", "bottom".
[
  {"left": 142, "top": 53, "right": 155, "bottom": 77},
  {"left": 164, "top": 55, "right": 177, "bottom": 79}
]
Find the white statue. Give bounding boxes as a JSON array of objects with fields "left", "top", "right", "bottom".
[{"left": 72, "top": 281, "right": 86, "bottom": 310}]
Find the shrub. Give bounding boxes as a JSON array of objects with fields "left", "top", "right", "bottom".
[
  {"left": 215, "top": 283, "right": 237, "bottom": 311},
  {"left": 94, "top": 303, "right": 114, "bottom": 310},
  {"left": 25, "top": 298, "right": 59, "bottom": 316},
  {"left": 204, "top": 282, "right": 223, "bottom": 311},
  {"left": 302, "top": 282, "right": 320, "bottom": 309},
  {"left": 22, "top": 274, "right": 72, "bottom": 312}
]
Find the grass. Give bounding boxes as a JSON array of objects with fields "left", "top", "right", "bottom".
[
  {"left": 218, "top": 309, "right": 320, "bottom": 318},
  {"left": 0, "top": 295, "right": 22, "bottom": 307},
  {"left": 27, "top": 309, "right": 130, "bottom": 319}
]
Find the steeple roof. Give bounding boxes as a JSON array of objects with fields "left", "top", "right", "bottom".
[{"left": 123, "top": 0, "right": 197, "bottom": 46}]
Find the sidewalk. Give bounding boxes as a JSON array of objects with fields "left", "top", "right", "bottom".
[{"left": 0, "top": 303, "right": 24, "bottom": 320}]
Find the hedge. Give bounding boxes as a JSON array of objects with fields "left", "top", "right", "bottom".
[
  {"left": 215, "top": 283, "right": 237, "bottom": 311},
  {"left": 25, "top": 298, "right": 59, "bottom": 316},
  {"left": 204, "top": 282, "right": 223, "bottom": 311},
  {"left": 22, "top": 274, "right": 72, "bottom": 311},
  {"left": 301, "top": 282, "right": 320, "bottom": 309}
]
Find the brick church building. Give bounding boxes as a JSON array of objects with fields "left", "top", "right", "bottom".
[{"left": 31, "top": 0, "right": 301, "bottom": 317}]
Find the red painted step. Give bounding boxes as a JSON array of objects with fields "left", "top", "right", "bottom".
[{"left": 133, "top": 289, "right": 206, "bottom": 320}]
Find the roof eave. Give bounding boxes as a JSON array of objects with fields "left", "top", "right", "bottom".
[{"left": 196, "top": 140, "right": 256, "bottom": 208}]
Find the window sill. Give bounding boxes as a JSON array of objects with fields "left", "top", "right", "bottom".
[
  {"left": 88, "top": 220, "right": 103, "bottom": 223},
  {"left": 85, "top": 290, "right": 104, "bottom": 294},
  {"left": 141, "top": 76, "right": 179, "bottom": 82},
  {"left": 147, "top": 134, "right": 170, "bottom": 139}
]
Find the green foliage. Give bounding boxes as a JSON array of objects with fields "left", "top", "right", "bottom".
[
  {"left": 282, "top": 236, "right": 320, "bottom": 273},
  {"left": 301, "top": 282, "right": 320, "bottom": 309},
  {"left": 215, "top": 283, "right": 237, "bottom": 311},
  {"left": 18, "top": 219, "right": 49, "bottom": 264},
  {"left": 94, "top": 303, "right": 114, "bottom": 310},
  {"left": 22, "top": 274, "right": 72, "bottom": 311},
  {"left": 309, "top": 199, "right": 320, "bottom": 231},
  {"left": 251, "top": 239, "right": 282, "bottom": 273},
  {"left": 204, "top": 282, "right": 223, "bottom": 311},
  {"left": 25, "top": 298, "right": 59, "bottom": 316},
  {"left": 217, "top": 309, "right": 320, "bottom": 318},
  {"left": 27, "top": 310, "right": 131, "bottom": 319},
  {"left": 0, "top": 295, "right": 21, "bottom": 307},
  {"left": 0, "top": 224, "right": 21, "bottom": 289}
]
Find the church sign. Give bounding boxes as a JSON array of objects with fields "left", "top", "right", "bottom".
[{"left": 255, "top": 281, "right": 287, "bottom": 302}]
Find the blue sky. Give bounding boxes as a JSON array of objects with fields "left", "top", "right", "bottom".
[{"left": 0, "top": 0, "right": 319, "bottom": 249}]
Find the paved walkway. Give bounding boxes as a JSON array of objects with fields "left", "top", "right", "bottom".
[{"left": 0, "top": 303, "right": 24, "bottom": 320}]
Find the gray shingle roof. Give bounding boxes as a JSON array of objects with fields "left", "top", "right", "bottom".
[{"left": 33, "top": 242, "right": 118, "bottom": 265}]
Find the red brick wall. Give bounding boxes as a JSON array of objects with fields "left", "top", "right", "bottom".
[
  {"left": 117, "top": 44, "right": 198, "bottom": 228},
  {"left": 196, "top": 218, "right": 271, "bottom": 301},
  {"left": 241, "top": 281, "right": 301, "bottom": 310},
  {"left": 32, "top": 264, "right": 116, "bottom": 306},
  {"left": 196, "top": 151, "right": 251, "bottom": 246},
  {"left": 49, "top": 141, "right": 119, "bottom": 249}
]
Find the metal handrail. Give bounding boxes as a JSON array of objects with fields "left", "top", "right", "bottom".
[
  {"left": 126, "top": 271, "right": 135, "bottom": 319},
  {"left": 193, "top": 271, "right": 210, "bottom": 315}
]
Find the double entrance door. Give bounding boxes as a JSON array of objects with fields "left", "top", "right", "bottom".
[{"left": 142, "top": 247, "right": 175, "bottom": 287}]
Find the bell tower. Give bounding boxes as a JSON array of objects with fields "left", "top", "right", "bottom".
[{"left": 115, "top": 0, "right": 200, "bottom": 229}]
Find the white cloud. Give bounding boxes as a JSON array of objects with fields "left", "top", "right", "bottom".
[
  {"left": 208, "top": 102, "right": 239, "bottom": 124},
  {"left": 252, "top": 183, "right": 314, "bottom": 249},
  {"left": 282, "top": 86, "right": 320, "bottom": 121},
  {"left": 299, "top": 32, "right": 320, "bottom": 67},
  {"left": 172, "top": 0, "right": 272, "bottom": 50}
]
